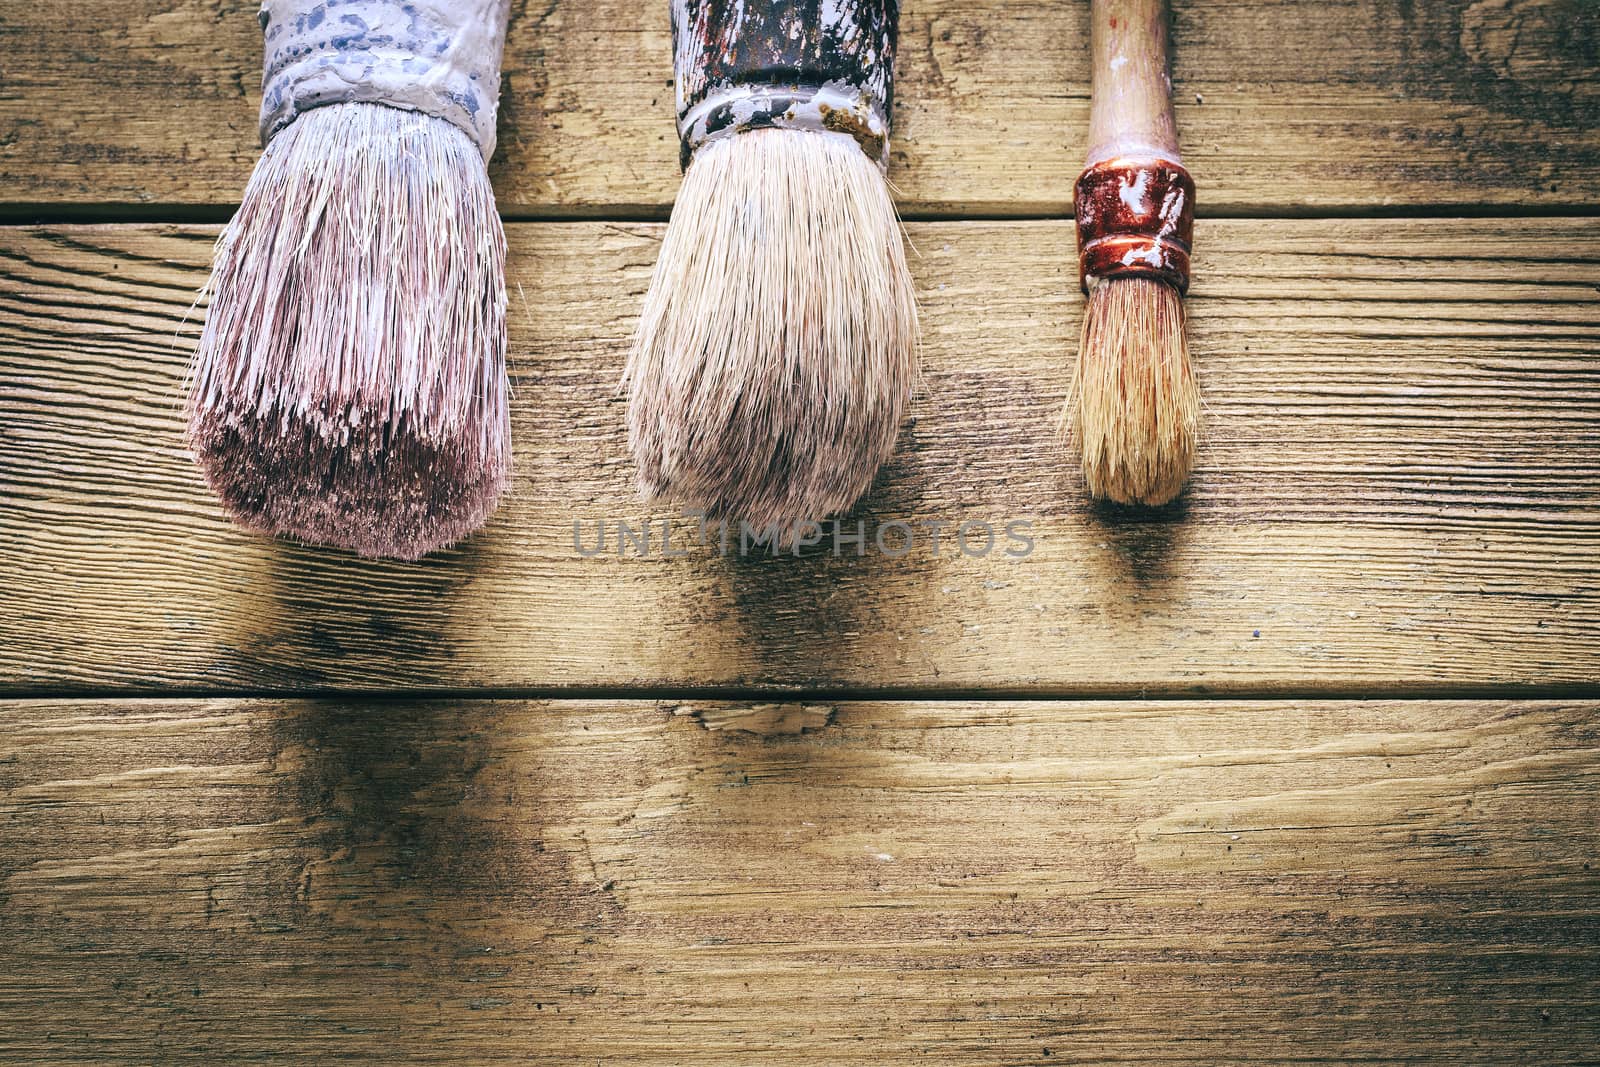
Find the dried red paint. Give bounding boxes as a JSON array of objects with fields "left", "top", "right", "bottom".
[{"left": 1073, "top": 158, "right": 1195, "bottom": 294}]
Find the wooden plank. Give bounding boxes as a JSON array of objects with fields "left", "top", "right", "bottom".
[
  {"left": 1, "top": 1, "right": 1596, "bottom": 215},
  {"left": 1, "top": 696, "right": 1596, "bottom": 1063},
  {"left": 2, "top": 219, "right": 1599, "bottom": 695}
]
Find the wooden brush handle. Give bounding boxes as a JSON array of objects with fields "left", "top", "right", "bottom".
[
  {"left": 1086, "top": 0, "right": 1181, "bottom": 166},
  {"left": 1074, "top": 0, "right": 1194, "bottom": 293},
  {"left": 671, "top": 0, "right": 899, "bottom": 169}
]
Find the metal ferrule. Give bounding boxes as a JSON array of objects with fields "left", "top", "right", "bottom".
[
  {"left": 671, "top": 0, "right": 899, "bottom": 171},
  {"left": 1074, "top": 158, "right": 1196, "bottom": 294},
  {"left": 258, "top": 0, "right": 512, "bottom": 161}
]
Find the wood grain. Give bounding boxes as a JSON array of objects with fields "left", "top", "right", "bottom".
[
  {"left": 2, "top": 220, "right": 1598, "bottom": 695},
  {"left": 1, "top": 0, "right": 1596, "bottom": 215},
  {"left": 1, "top": 696, "right": 1596, "bottom": 1063},
  {"left": 5, "top": 2, "right": 1594, "bottom": 1056}
]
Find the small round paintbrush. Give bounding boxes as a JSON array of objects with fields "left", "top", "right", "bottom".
[
  {"left": 625, "top": 0, "right": 918, "bottom": 544},
  {"left": 188, "top": 0, "right": 513, "bottom": 560},
  {"left": 1066, "top": 0, "right": 1198, "bottom": 506}
]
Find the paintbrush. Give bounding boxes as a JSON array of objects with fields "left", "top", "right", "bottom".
[
  {"left": 1067, "top": 0, "right": 1198, "bottom": 505},
  {"left": 188, "top": 0, "right": 513, "bottom": 559},
  {"left": 625, "top": 0, "right": 918, "bottom": 545}
]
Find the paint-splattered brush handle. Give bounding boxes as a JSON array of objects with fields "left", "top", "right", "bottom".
[
  {"left": 671, "top": 0, "right": 899, "bottom": 170},
  {"left": 259, "top": 0, "right": 512, "bottom": 161},
  {"left": 1074, "top": 0, "right": 1195, "bottom": 294}
]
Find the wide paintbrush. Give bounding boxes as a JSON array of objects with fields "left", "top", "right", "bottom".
[{"left": 625, "top": 1, "right": 918, "bottom": 545}]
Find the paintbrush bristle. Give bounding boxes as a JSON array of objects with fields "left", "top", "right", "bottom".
[
  {"left": 187, "top": 101, "right": 510, "bottom": 561},
  {"left": 1067, "top": 275, "right": 1197, "bottom": 506},
  {"left": 625, "top": 128, "right": 917, "bottom": 541}
]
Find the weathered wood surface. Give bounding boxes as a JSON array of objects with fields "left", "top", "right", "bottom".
[
  {"left": 3, "top": 220, "right": 1598, "bottom": 694},
  {"left": 2, "top": 1, "right": 1596, "bottom": 215},
  {"left": 1, "top": 696, "right": 1596, "bottom": 1063}
]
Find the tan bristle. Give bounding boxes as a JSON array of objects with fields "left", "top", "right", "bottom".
[
  {"left": 624, "top": 128, "right": 918, "bottom": 540},
  {"left": 1066, "top": 275, "right": 1197, "bottom": 506},
  {"left": 187, "top": 101, "right": 510, "bottom": 561}
]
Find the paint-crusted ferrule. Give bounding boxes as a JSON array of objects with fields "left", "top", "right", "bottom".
[
  {"left": 1074, "top": 158, "right": 1195, "bottom": 294},
  {"left": 258, "top": 0, "right": 512, "bottom": 161},
  {"left": 672, "top": 0, "right": 898, "bottom": 170}
]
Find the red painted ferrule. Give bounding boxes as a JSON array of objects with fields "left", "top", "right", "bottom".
[{"left": 1074, "top": 159, "right": 1195, "bottom": 294}]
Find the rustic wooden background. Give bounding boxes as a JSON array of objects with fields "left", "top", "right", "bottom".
[{"left": 3, "top": 1, "right": 1599, "bottom": 1063}]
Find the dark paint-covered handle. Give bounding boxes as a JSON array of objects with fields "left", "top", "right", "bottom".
[{"left": 671, "top": 0, "right": 899, "bottom": 168}]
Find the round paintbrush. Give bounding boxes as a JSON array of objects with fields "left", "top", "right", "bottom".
[
  {"left": 188, "top": 0, "right": 513, "bottom": 560},
  {"left": 1066, "top": 0, "right": 1198, "bottom": 506},
  {"left": 625, "top": 0, "right": 918, "bottom": 545}
]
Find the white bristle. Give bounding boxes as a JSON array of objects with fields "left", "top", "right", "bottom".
[{"left": 624, "top": 127, "right": 918, "bottom": 541}]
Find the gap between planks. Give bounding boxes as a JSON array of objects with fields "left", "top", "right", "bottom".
[
  {"left": 8, "top": 206, "right": 1600, "bottom": 228},
  {"left": 7, "top": 683, "right": 1600, "bottom": 706}
]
